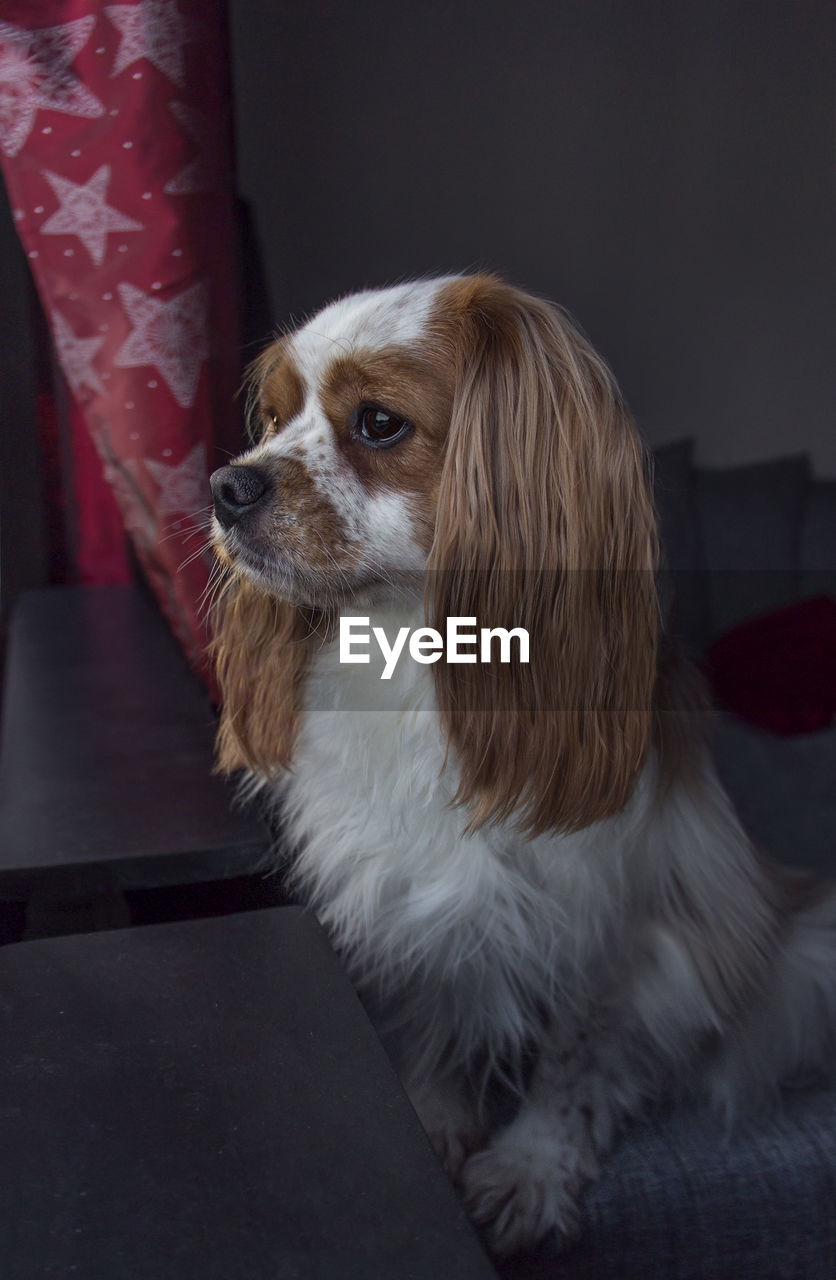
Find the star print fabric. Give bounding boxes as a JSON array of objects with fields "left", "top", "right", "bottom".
[{"left": 0, "top": 0, "right": 242, "bottom": 679}]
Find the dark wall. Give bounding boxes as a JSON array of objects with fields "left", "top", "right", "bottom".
[
  {"left": 0, "top": 184, "right": 45, "bottom": 623},
  {"left": 229, "top": 0, "right": 834, "bottom": 473}
]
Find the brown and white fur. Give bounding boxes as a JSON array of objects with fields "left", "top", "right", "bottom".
[{"left": 209, "top": 275, "right": 836, "bottom": 1255}]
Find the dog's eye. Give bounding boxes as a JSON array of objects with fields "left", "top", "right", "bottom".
[{"left": 355, "top": 404, "right": 412, "bottom": 448}]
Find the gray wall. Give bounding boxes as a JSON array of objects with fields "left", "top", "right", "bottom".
[{"left": 229, "top": 0, "right": 835, "bottom": 475}]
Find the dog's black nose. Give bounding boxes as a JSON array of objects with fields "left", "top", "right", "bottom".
[{"left": 210, "top": 465, "right": 271, "bottom": 529}]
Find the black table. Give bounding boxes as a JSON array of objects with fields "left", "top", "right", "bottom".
[
  {"left": 0, "top": 905, "right": 497, "bottom": 1279},
  {"left": 0, "top": 586, "right": 269, "bottom": 901}
]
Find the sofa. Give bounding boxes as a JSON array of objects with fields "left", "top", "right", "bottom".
[
  {"left": 499, "top": 442, "right": 836, "bottom": 1279},
  {"left": 653, "top": 441, "right": 836, "bottom": 877}
]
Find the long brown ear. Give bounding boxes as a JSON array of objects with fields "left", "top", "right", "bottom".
[
  {"left": 211, "top": 575, "right": 315, "bottom": 777},
  {"left": 428, "top": 276, "right": 659, "bottom": 835}
]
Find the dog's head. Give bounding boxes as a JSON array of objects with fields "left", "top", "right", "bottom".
[{"left": 211, "top": 275, "right": 659, "bottom": 834}]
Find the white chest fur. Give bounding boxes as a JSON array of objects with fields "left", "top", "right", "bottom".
[{"left": 270, "top": 607, "right": 637, "bottom": 1065}]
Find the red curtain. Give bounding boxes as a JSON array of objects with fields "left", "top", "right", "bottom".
[{"left": 0, "top": 0, "right": 243, "bottom": 678}]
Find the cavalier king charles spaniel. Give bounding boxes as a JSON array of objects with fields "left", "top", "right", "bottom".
[{"left": 209, "top": 275, "right": 835, "bottom": 1255}]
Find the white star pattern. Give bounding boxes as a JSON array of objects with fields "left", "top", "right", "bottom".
[
  {"left": 105, "top": 1, "right": 204, "bottom": 88},
  {"left": 40, "top": 165, "right": 143, "bottom": 266},
  {"left": 144, "top": 442, "right": 209, "bottom": 519},
  {"left": 163, "top": 102, "right": 219, "bottom": 194},
  {"left": 0, "top": 17, "right": 104, "bottom": 158},
  {"left": 50, "top": 310, "right": 105, "bottom": 396},
  {"left": 114, "top": 280, "right": 210, "bottom": 408}
]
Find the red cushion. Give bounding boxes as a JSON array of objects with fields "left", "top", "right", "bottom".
[{"left": 704, "top": 596, "right": 836, "bottom": 736}]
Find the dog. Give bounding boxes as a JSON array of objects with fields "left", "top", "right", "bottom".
[{"left": 209, "top": 274, "right": 836, "bottom": 1255}]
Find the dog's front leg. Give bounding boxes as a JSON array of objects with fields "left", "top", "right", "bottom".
[
  {"left": 405, "top": 1072, "right": 489, "bottom": 1178},
  {"left": 460, "top": 1013, "right": 631, "bottom": 1256}
]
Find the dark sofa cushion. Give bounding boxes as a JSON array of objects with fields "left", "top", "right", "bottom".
[
  {"left": 696, "top": 456, "right": 811, "bottom": 638},
  {"left": 713, "top": 712, "right": 836, "bottom": 876},
  {"left": 801, "top": 479, "right": 836, "bottom": 599},
  {"left": 498, "top": 1083, "right": 836, "bottom": 1280},
  {"left": 652, "top": 439, "right": 709, "bottom": 653}
]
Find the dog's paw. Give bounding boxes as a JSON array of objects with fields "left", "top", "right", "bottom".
[
  {"left": 408, "top": 1083, "right": 487, "bottom": 1179},
  {"left": 460, "top": 1121, "right": 595, "bottom": 1256}
]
